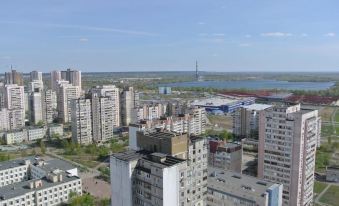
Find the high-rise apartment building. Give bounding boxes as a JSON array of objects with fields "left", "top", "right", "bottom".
[
  {"left": 135, "top": 131, "right": 208, "bottom": 205},
  {"left": 57, "top": 83, "right": 81, "bottom": 123},
  {"left": 92, "top": 94, "right": 114, "bottom": 143},
  {"left": 110, "top": 150, "right": 187, "bottom": 206},
  {"left": 44, "top": 89, "right": 57, "bottom": 123},
  {"left": 29, "top": 91, "right": 44, "bottom": 124},
  {"left": 51, "top": 70, "right": 62, "bottom": 91},
  {"left": 71, "top": 98, "right": 92, "bottom": 145},
  {"left": 4, "top": 84, "right": 25, "bottom": 129},
  {"left": 5, "top": 69, "right": 24, "bottom": 86},
  {"left": 233, "top": 104, "right": 272, "bottom": 139},
  {"left": 121, "top": 87, "right": 139, "bottom": 126},
  {"left": 0, "top": 108, "right": 10, "bottom": 131},
  {"left": 258, "top": 104, "right": 320, "bottom": 206},
  {"left": 91, "top": 85, "right": 120, "bottom": 127},
  {"left": 30, "top": 70, "right": 43, "bottom": 82}
]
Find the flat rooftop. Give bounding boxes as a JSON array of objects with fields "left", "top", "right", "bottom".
[
  {"left": 0, "top": 156, "right": 36, "bottom": 171},
  {"left": 112, "top": 150, "right": 146, "bottom": 162},
  {"left": 242, "top": 103, "right": 272, "bottom": 111},
  {"left": 192, "top": 97, "right": 240, "bottom": 107},
  {"left": 0, "top": 172, "right": 80, "bottom": 200},
  {"left": 141, "top": 130, "right": 186, "bottom": 139},
  {"left": 33, "top": 159, "right": 76, "bottom": 173},
  {"left": 208, "top": 167, "right": 280, "bottom": 202},
  {"left": 112, "top": 150, "right": 185, "bottom": 168}
]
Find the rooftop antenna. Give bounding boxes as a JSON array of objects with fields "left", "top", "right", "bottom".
[{"left": 195, "top": 60, "right": 198, "bottom": 81}]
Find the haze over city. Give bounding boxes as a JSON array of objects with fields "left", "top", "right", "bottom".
[{"left": 1, "top": 0, "right": 339, "bottom": 72}]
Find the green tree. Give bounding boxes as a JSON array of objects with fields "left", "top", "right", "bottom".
[
  {"left": 39, "top": 140, "right": 46, "bottom": 154},
  {"left": 69, "top": 194, "right": 95, "bottom": 206},
  {"left": 36, "top": 120, "right": 45, "bottom": 127}
]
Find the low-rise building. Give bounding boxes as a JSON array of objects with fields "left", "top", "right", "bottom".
[
  {"left": 0, "top": 156, "right": 82, "bottom": 205},
  {"left": 207, "top": 168, "right": 283, "bottom": 206},
  {"left": 4, "top": 129, "right": 28, "bottom": 145},
  {"left": 0, "top": 157, "right": 31, "bottom": 187},
  {"left": 0, "top": 172, "right": 82, "bottom": 206},
  {"left": 27, "top": 127, "right": 47, "bottom": 141},
  {"left": 326, "top": 166, "right": 339, "bottom": 182},
  {"left": 48, "top": 124, "right": 64, "bottom": 138}
]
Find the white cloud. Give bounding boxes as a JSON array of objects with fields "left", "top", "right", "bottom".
[
  {"left": 324, "top": 32, "right": 336, "bottom": 37},
  {"left": 212, "top": 33, "right": 225, "bottom": 37},
  {"left": 197, "top": 22, "right": 205, "bottom": 25},
  {"left": 261, "top": 32, "right": 293, "bottom": 37},
  {"left": 301, "top": 33, "right": 308, "bottom": 37},
  {"left": 1, "top": 56, "right": 11, "bottom": 60},
  {"left": 79, "top": 38, "right": 89, "bottom": 42},
  {"left": 0, "top": 20, "right": 157, "bottom": 36},
  {"left": 245, "top": 34, "right": 252, "bottom": 38},
  {"left": 239, "top": 43, "right": 251, "bottom": 47}
]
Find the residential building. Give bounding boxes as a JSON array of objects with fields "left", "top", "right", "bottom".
[
  {"left": 27, "top": 127, "right": 47, "bottom": 141},
  {"left": 208, "top": 140, "right": 242, "bottom": 173},
  {"left": 48, "top": 124, "right": 63, "bottom": 138},
  {"left": 4, "top": 129, "right": 28, "bottom": 145},
  {"left": 71, "top": 99, "right": 92, "bottom": 145},
  {"left": 57, "top": 82, "right": 81, "bottom": 123},
  {"left": 44, "top": 90, "right": 57, "bottom": 123},
  {"left": 0, "top": 157, "right": 81, "bottom": 206},
  {"left": 0, "top": 109, "right": 10, "bottom": 131},
  {"left": 258, "top": 104, "right": 319, "bottom": 206},
  {"left": 121, "top": 87, "right": 139, "bottom": 126},
  {"left": 110, "top": 150, "right": 187, "bottom": 206},
  {"left": 92, "top": 94, "right": 114, "bottom": 143},
  {"left": 5, "top": 69, "right": 23, "bottom": 86},
  {"left": 0, "top": 157, "right": 31, "bottom": 187},
  {"left": 136, "top": 131, "right": 208, "bottom": 205},
  {"left": 91, "top": 85, "right": 120, "bottom": 127},
  {"left": 233, "top": 103, "right": 272, "bottom": 139},
  {"left": 29, "top": 91, "right": 44, "bottom": 124},
  {"left": 4, "top": 84, "right": 25, "bottom": 129},
  {"left": 50, "top": 70, "right": 61, "bottom": 91},
  {"left": 207, "top": 167, "right": 283, "bottom": 206},
  {"left": 30, "top": 70, "right": 43, "bottom": 82}
]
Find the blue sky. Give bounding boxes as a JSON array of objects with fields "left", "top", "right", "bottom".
[{"left": 1, "top": 0, "right": 339, "bottom": 72}]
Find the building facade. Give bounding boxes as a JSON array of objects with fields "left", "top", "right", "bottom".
[
  {"left": 258, "top": 104, "right": 319, "bottom": 206},
  {"left": 71, "top": 99, "right": 93, "bottom": 145}
]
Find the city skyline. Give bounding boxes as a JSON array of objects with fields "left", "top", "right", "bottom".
[{"left": 1, "top": 0, "right": 339, "bottom": 72}]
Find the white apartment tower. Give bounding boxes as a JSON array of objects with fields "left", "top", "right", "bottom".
[
  {"left": 30, "top": 70, "right": 43, "bottom": 82},
  {"left": 91, "top": 85, "right": 120, "bottom": 127},
  {"left": 29, "top": 91, "right": 44, "bottom": 124},
  {"left": 71, "top": 99, "right": 93, "bottom": 145},
  {"left": 50, "top": 70, "right": 61, "bottom": 91},
  {"left": 121, "top": 87, "right": 138, "bottom": 126},
  {"left": 4, "top": 84, "right": 25, "bottom": 129},
  {"left": 57, "top": 83, "right": 81, "bottom": 123},
  {"left": 92, "top": 93, "right": 115, "bottom": 143},
  {"left": 258, "top": 104, "right": 319, "bottom": 206},
  {"left": 44, "top": 89, "right": 57, "bottom": 123},
  {"left": 110, "top": 151, "right": 187, "bottom": 206}
]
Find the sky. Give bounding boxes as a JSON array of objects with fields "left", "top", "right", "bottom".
[{"left": 1, "top": 0, "right": 339, "bottom": 72}]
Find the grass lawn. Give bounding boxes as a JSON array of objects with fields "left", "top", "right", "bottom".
[
  {"left": 319, "top": 185, "right": 339, "bottom": 205},
  {"left": 335, "top": 111, "right": 339, "bottom": 122},
  {"left": 208, "top": 115, "right": 233, "bottom": 130},
  {"left": 322, "top": 125, "right": 334, "bottom": 136},
  {"left": 319, "top": 107, "right": 336, "bottom": 122},
  {"left": 62, "top": 154, "right": 100, "bottom": 168},
  {"left": 314, "top": 181, "right": 328, "bottom": 196}
]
